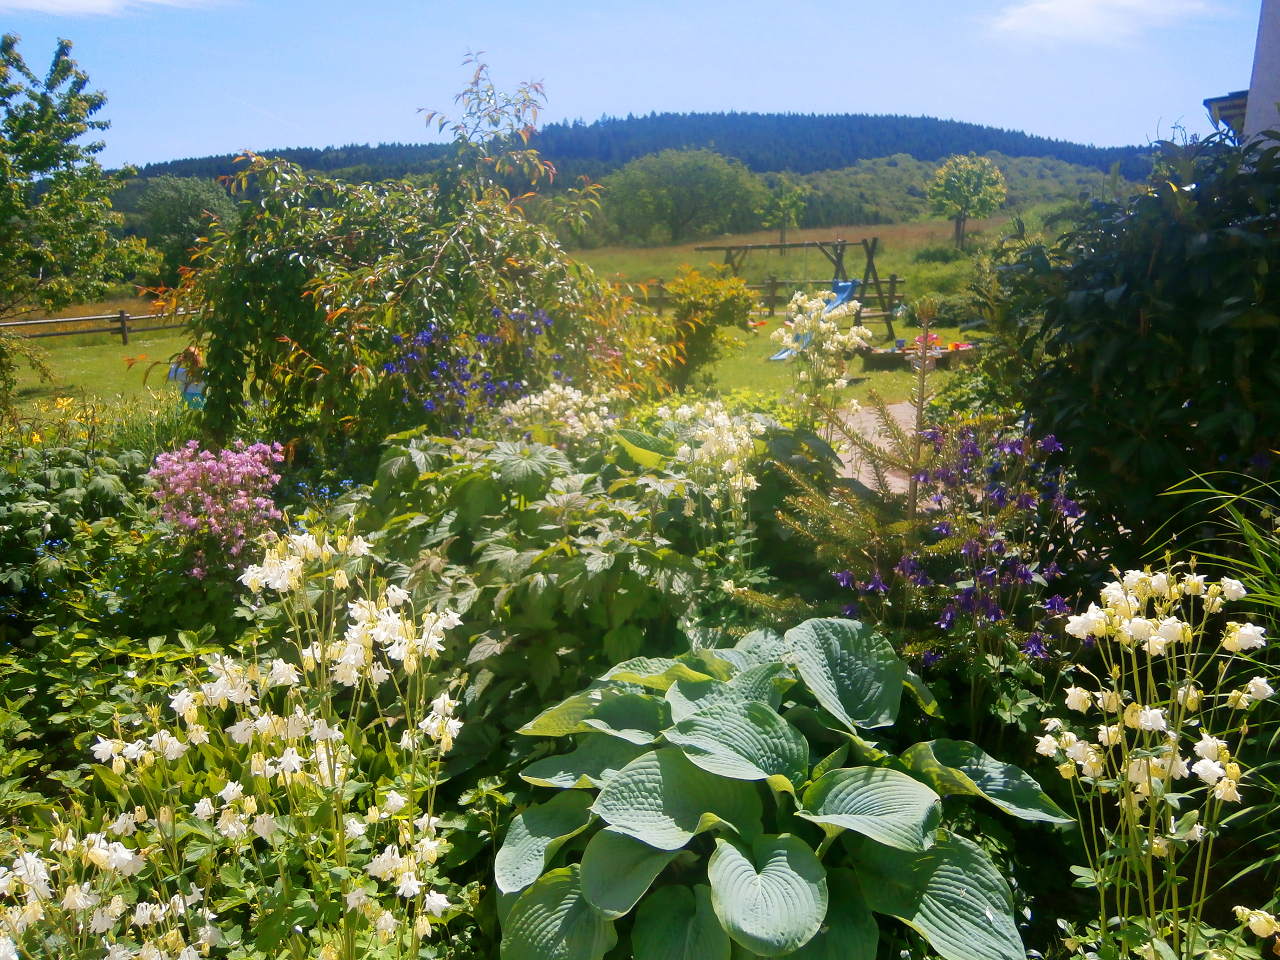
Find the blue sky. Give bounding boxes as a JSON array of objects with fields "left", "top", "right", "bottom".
[{"left": 0, "top": 0, "right": 1265, "bottom": 169}]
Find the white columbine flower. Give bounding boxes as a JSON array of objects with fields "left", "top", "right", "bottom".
[
  {"left": 1065, "top": 686, "right": 1092, "bottom": 713},
  {"left": 1247, "top": 676, "right": 1274, "bottom": 701},
  {"left": 1194, "top": 733, "right": 1226, "bottom": 762},
  {"left": 1192, "top": 757, "right": 1225, "bottom": 785},
  {"left": 218, "top": 781, "right": 244, "bottom": 804},
  {"left": 1221, "top": 578, "right": 1247, "bottom": 601},
  {"left": 1224, "top": 622, "right": 1267, "bottom": 652},
  {"left": 1137, "top": 706, "right": 1167, "bottom": 732}
]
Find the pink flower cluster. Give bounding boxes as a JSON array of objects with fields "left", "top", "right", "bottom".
[{"left": 150, "top": 440, "right": 284, "bottom": 579}]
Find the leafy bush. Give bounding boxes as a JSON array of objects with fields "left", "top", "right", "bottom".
[
  {"left": 1010, "top": 133, "right": 1280, "bottom": 546},
  {"left": 663, "top": 267, "right": 756, "bottom": 392},
  {"left": 495, "top": 617, "right": 1067, "bottom": 960}
]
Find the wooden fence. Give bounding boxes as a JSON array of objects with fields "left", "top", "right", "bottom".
[{"left": 0, "top": 310, "right": 188, "bottom": 345}]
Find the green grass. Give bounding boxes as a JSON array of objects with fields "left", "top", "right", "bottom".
[
  {"left": 15, "top": 329, "right": 186, "bottom": 407},
  {"left": 712, "top": 315, "right": 963, "bottom": 405},
  {"left": 575, "top": 215, "right": 993, "bottom": 399}
]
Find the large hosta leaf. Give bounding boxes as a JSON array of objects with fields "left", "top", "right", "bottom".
[
  {"left": 664, "top": 700, "right": 808, "bottom": 791},
  {"left": 592, "top": 748, "right": 763, "bottom": 850},
  {"left": 519, "top": 685, "right": 626, "bottom": 737},
  {"left": 666, "top": 663, "right": 794, "bottom": 723},
  {"left": 900, "top": 739, "right": 1072, "bottom": 824},
  {"left": 583, "top": 693, "right": 670, "bottom": 744},
  {"left": 851, "top": 832, "right": 1023, "bottom": 960},
  {"left": 501, "top": 865, "right": 617, "bottom": 960},
  {"left": 798, "top": 767, "right": 940, "bottom": 852},
  {"left": 791, "top": 869, "right": 879, "bottom": 960},
  {"left": 520, "top": 736, "right": 649, "bottom": 790},
  {"left": 605, "top": 657, "right": 714, "bottom": 690},
  {"left": 633, "top": 885, "right": 731, "bottom": 960},
  {"left": 708, "top": 835, "right": 828, "bottom": 957},
  {"left": 580, "top": 828, "right": 679, "bottom": 919},
  {"left": 495, "top": 791, "right": 594, "bottom": 895},
  {"left": 784, "top": 619, "right": 907, "bottom": 730}
]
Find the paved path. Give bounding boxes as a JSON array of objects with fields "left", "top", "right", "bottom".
[{"left": 838, "top": 401, "right": 915, "bottom": 494}]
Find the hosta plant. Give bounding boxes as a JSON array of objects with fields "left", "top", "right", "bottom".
[{"left": 495, "top": 617, "right": 1071, "bottom": 960}]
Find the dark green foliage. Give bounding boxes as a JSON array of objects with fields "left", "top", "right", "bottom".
[
  {"left": 1010, "top": 133, "right": 1280, "bottom": 547},
  {"left": 135, "top": 175, "right": 235, "bottom": 286}
]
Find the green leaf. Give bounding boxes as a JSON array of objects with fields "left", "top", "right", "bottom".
[
  {"left": 903, "top": 669, "right": 941, "bottom": 718},
  {"left": 784, "top": 619, "right": 907, "bottom": 730},
  {"left": 899, "top": 739, "right": 1073, "bottom": 825},
  {"left": 722, "top": 629, "right": 787, "bottom": 670},
  {"left": 604, "top": 624, "right": 645, "bottom": 663},
  {"left": 798, "top": 767, "right": 941, "bottom": 852},
  {"left": 708, "top": 835, "right": 828, "bottom": 957},
  {"left": 666, "top": 663, "right": 791, "bottom": 723},
  {"left": 633, "top": 885, "right": 732, "bottom": 960},
  {"left": 501, "top": 865, "right": 618, "bottom": 960},
  {"left": 664, "top": 700, "right": 808, "bottom": 791},
  {"left": 583, "top": 693, "right": 670, "bottom": 745},
  {"left": 520, "top": 736, "right": 650, "bottom": 790},
  {"left": 580, "top": 828, "right": 679, "bottom": 919},
  {"left": 616, "top": 430, "right": 670, "bottom": 469},
  {"left": 592, "top": 747, "right": 763, "bottom": 850},
  {"left": 606, "top": 657, "right": 717, "bottom": 691},
  {"left": 851, "top": 832, "right": 1023, "bottom": 960},
  {"left": 519, "top": 685, "right": 624, "bottom": 737},
  {"left": 495, "top": 791, "right": 595, "bottom": 895},
  {"left": 791, "top": 869, "right": 879, "bottom": 960}
]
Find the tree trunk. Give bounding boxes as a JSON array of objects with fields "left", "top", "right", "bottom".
[{"left": 954, "top": 215, "right": 966, "bottom": 249}]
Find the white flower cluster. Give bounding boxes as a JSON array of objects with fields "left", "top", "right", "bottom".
[
  {"left": 238, "top": 532, "right": 371, "bottom": 594},
  {"left": 771, "top": 290, "right": 873, "bottom": 393},
  {"left": 499, "top": 385, "right": 613, "bottom": 441},
  {"left": 660, "top": 400, "right": 764, "bottom": 511},
  {"left": 1235, "top": 906, "right": 1280, "bottom": 939},
  {"left": 1038, "top": 569, "right": 1269, "bottom": 822},
  {"left": 0, "top": 831, "right": 215, "bottom": 960}
]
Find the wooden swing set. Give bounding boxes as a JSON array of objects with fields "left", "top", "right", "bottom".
[{"left": 691, "top": 236, "right": 905, "bottom": 340}]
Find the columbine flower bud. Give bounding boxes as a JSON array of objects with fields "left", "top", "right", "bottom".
[{"left": 334, "top": 569, "right": 349, "bottom": 590}]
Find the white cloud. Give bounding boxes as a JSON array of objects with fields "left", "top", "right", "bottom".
[
  {"left": 0, "top": 0, "right": 210, "bottom": 13},
  {"left": 991, "top": 0, "right": 1215, "bottom": 42}
]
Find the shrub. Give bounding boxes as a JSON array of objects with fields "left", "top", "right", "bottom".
[
  {"left": 494, "top": 617, "right": 1063, "bottom": 960},
  {"left": 663, "top": 267, "right": 756, "bottom": 392},
  {"left": 1010, "top": 133, "right": 1280, "bottom": 548}
]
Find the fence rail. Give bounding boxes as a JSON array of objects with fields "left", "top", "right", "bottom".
[{"left": 0, "top": 310, "right": 189, "bottom": 345}]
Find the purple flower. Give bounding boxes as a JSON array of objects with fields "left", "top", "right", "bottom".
[
  {"left": 936, "top": 604, "right": 957, "bottom": 630},
  {"left": 1055, "top": 496, "right": 1082, "bottom": 518},
  {"left": 920, "top": 427, "right": 944, "bottom": 451},
  {"left": 922, "top": 651, "right": 942, "bottom": 667},
  {"left": 863, "top": 570, "right": 889, "bottom": 594},
  {"left": 990, "top": 540, "right": 1007, "bottom": 557},
  {"left": 961, "top": 539, "right": 982, "bottom": 559},
  {"left": 978, "top": 566, "right": 998, "bottom": 587},
  {"left": 912, "top": 470, "right": 930, "bottom": 483},
  {"left": 841, "top": 601, "right": 859, "bottom": 617},
  {"left": 934, "top": 521, "right": 953, "bottom": 537},
  {"left": 1014, "top": 563, "right": 1034, "bottom": 585},
  {"left": 956, "top": 586, "right": 978, "bottom": 613},
  {"left": 987, "top": 484, "right": 1010, "bottom": 509},
  {"left": 1044, "top": 562, "right": 1063, "bottom": 580},
  {"left": 833, "top": 570, "right": 856, "bottom": 590},
  {"left": 976, "top": 595, "right": 1005, "bottom": 623},
  {"left": 1044, "top": 594, "right": 1070, "bottom": 616},
  {"left": 1016, "top": 492, "right": 1038, "bottom": 510},
  {"left": 1038, "top": 435, "right": 1063, "bottom": 454},
  {"left": 1021, "top": 632, "right": 1050, "bottom": 659}
]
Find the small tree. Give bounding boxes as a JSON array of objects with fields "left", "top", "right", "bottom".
[
  {"left": 137, "top": 175, "right": 235, "bottom": 286},
  {"left": 602, "top": 148, "right": 765, "bottom": 243},
  {"left": 757, "top": 174, "right": 810, "bottom": 247},
  {"left": 927, "top": 152, "right": 1006, "bottom": 248}
]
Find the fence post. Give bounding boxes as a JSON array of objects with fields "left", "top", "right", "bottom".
[
  {"left": 655, "top": 279, "right": 665, "bottom": 316},
  {"left": 118, "top": 309, "right": 129, "bottom": 346},
  {"left": 767, "top": 275, "right": 779, "bottom": 317}
]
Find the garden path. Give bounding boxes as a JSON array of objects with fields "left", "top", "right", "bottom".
[{"left": 840, "top": 400, "right": 913, "bottom": 494}]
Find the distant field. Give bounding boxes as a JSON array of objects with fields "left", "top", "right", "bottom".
[{"left": 12, "top": 297, "right": 184, "bottom": 406}]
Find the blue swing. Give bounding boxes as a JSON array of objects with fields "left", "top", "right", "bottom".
[{"left": 768, "top": 279, "right": 862, "bottom": 360}]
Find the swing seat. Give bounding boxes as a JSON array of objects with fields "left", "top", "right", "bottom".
[{"left": 823, "top": 279, "right": 862, "bottom": 314}]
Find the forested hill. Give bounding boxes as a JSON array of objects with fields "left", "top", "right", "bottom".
[
  {"left": 532, "top": 112, "right": 1148, "bottom": 180},
  {"left": 134, "top": 111, "right": 1149, "bottom": 184}
]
